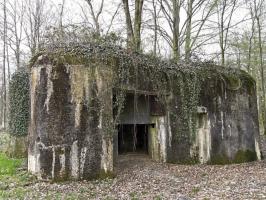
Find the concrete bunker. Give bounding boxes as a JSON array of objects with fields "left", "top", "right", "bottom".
[{"left": 27, "top": 44, "right": 261, "bottom": 181}]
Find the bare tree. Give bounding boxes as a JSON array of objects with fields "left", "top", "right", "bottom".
[
  {"left": 6, "top": 0, "right": 25, "bottom": 69},
  {"left": 1, "top": 0, "right": 7, "bottom": 129},
  {"left": 159, "top": 0, "right": 219, "bottom": 62},
  {"left": 216, "top": 0, "right": 238, "bottom": 66},
  {"left": 84, "top": 0, "right": 105, "bottom": 36},
  {"left": 59, "top": 0, "right": 66, "bottom": 36},
  {"left": 253, "top": 0, "right": 266, "bottom": 134},
  {"left": 122, "top": 0, "right": 144, "bottom": 51},
  {"left": 160, "top": 0, "right": 184, "bottom": 61},
  {"left": 184, "top": 0, "right": 218, "bottom": 60},
  {"left": 24, "top": 0, "right": 46, "bottom": 56},
  {"left": 151, "top": 0, "right": 158, "bottom": 55}
]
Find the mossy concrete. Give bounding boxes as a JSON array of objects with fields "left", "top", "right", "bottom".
[
  {"left": 209, "top": 150, "right": 257, "bottom": 165},
  {"left": 28, "top": 63, "right": 114, "bottom": 180},
  {"left": 0, "top": 133, "right": 27, "bottom": 158},
  {"left": 6, "top": 136, "right": 27, "bottom": 158}
]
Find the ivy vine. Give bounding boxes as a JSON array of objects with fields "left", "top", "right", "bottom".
[
  {"left": 9, "top": 68, "right": 30, "bottom": 136},
  {"left": 29, "top": 42, "right": 255, "bottom": 142}
]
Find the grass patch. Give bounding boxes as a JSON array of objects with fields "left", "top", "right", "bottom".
[
  {"left": 0, "top": 153, "right": 36, "bottom": 199},
  {"left": 0, "top": 153, "right": 22, "bottom": 175},
  {"left": 129, "top": 192, "right": 139, "bottom": 200},
  {"left": 154, "top": 195, "right": 163, "bottom": 200}
]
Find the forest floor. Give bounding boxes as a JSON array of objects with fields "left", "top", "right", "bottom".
[{"left": 0, "top": 153, "right": 265, "bottom": 200}]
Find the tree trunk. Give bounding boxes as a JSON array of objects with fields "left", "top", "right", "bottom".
[
  {"left": 172, "top": 0, "right": 181, "bottom": 62},
  {"left": 2, "top": 0, "right": 7, "bottom": 129},
  {"left": 134, "top": 0, "right": 144, "bottom": 51},
  {"left": 256, "top": 16, "right": 266, "bottom": 134},
  {"left": 152, "top": 0, "right": 158, "bottom": 56},
  {"left": 185, "top": 0, "right": 193, "bottom": 61},
  {"left": 122, "top": 0, "right": 135, "bottom": 50}
]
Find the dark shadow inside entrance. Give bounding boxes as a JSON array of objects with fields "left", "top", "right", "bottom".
[{"left": 118, "top": 124, "right": 148, "bottom": 154}]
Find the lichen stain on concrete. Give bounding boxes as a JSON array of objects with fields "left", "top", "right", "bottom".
[
  {"left": 79, "top": 147, "right": 87, "bottom": 179},
  {"left": 43, "top": 65, "right": 54, "bottom": 113},
  {"left": 28, "top": 151, "right": 40, "bottom": 176},
  {"left": 221, "top": 111, "right": 224, "bottom": 140},
  {"left": 101, "top": 139, "right": 113, "bottom": 173},
  {"left": 69, "top": 65, "right": 91, "bottom": 128},
  {"left": 157, "top": 116, "right": 167, "bottom": 162},
  {"left": 255, "top": 138, "right": 261, "bottom": 160},
  {"left": 28, "top": 67, "right": 42, "bottom": 177},
  {"left": 196, "top": 116, "right": 211, "bottom": 164},
  {"left": 30, "top": 67, "right": 41, "bottom": 127},
  {"left": 70, "top": 140, "right": 79, "bottom": 179},
  {"left": 148, "top": 116, "right": 168, "bottom": 162},
  {"left": 148, "top": 120, "right": 159, "bottom": 161}
]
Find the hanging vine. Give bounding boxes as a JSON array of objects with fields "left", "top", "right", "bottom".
[{"left": 29, "top": 42, "right": 255, "bottom": 143}]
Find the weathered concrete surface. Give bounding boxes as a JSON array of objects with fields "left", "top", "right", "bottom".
[
  {"left": 148, "top": 116, "right": 168, "bottom": 162},
  {"left": 199, "top": 76, "right": 260, "bottom": 163},
  {"left": 260, "top": 135, "right": 266, "bottom": 159},
  {"left": 28, "top": 62, "right": 114, "bottom": 180},
  {"left": 195, "top": 109, "right": 211, "bottom": 164}
]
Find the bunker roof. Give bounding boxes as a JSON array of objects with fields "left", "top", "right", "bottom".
[{"left": 30, "top": 43, "right": 255, "bottom": 88}]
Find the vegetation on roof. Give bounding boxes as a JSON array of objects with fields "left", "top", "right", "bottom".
[{"left": 29, "top": 43, "right": 255, "bottom": 143}]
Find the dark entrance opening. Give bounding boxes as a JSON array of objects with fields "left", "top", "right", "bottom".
[{"left": 118, "top": 124, "right": 148, "bottom": 154}]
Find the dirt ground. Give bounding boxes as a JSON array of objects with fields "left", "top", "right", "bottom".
[{"left": 2, "top": 153, "right": 266, "bottom": 200}]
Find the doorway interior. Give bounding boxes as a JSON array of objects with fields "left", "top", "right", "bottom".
[{"left": 118, "top": 124, "right": 149, "bottom": 154}]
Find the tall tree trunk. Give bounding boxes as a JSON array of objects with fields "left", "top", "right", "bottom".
[
  {"left": 219, "top": 1, "right": 226, "bottom": 66},
  {"left": 256, "top": 15, "right": 266, "bottom": 134},
  {"left": 59, "top": 0, "right": 66, "bottom": 39},
  {"left": 185, "top": 0, "right": 193, "bottom": 61},
  {"left": 122, "top": 0, "right": 144, "bottom": 52},
  {"left": 122, "top": 0, "right": 135, "bottom": 50},
  {"left": 134, "top": 0, "right": 144, "bottom": 51},
  {"left": 84, "top": 0, "right": 104, "bottom": 36},
  {"left": 152, "top": 0, "right": 158, "bottom": 56},
  {"left": 172, "top": 0, "right": 181, "bottom": 62},
  {"left": 2, "top": 0, "right": 7, "bottom": 129},
  {"left": 247, "top": 17, "right": 255, "bottom": 73}
]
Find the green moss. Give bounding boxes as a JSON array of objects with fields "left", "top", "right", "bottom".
[
  {"left": 97, "top": 170, "right": 116, "bottom": 180},
  {"left": 168, "top": 155, "right": 200, "bottom": 165},
  {"left": 209, "top": 150, "right": 257, "bottom": 165},
  {"left": 233, "top": 150, "right": 257, "bottom": 163},
  {"left": 223, "top": 74, "right": 242, "bottom": 90},
  {"left": 209, "top": 154, "right": 231, "bottom": 165},
  {"left": 191, "top": 187, "right": 200, "bottom": 195}
]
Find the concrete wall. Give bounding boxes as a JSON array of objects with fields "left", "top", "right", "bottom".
[
  {"left": 148, "top": 116, "right": 168, "bottom": 162},
  {"left": 260, "top": 135, "right": 266, "bottom": 159},
  {"left": 28, "top": 63, "right": 113, "bottom": 180},
  {"left": 199, "top": 77, "right": 260, "bottom": 163}
]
